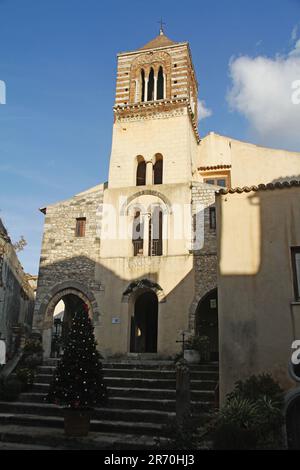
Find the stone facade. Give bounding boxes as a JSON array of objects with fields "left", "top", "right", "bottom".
[
  {"left": 33, "top": 31, "right": 300, "bottom": 401},
  {"left": 0, "top": 219, "right": 35, "bottom": 356}
]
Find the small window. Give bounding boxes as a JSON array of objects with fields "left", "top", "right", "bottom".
[
  {"left": 204, "top": 177, "right": 228, "bottom": 188},
  {"left": 209, "top": 207, "right": 216, "bottom": 230},
  {"left": 292, "top": 247, "right": 300, "bottom": 301},
  {"left": 174, "top": 80, "right": 178, "bottom": 84},
  {"left": 174, "top": 64, "right": 177, "bottom": 68},
  {"left": 217, "top": 179, "right": 226, "bottom": 187},
  {"left": 75, "top": 218, "right": 86, "bottom": 237}
]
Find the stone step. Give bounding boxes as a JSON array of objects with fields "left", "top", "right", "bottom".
[
  {"left": 18, "top": 393, "right": 213, "bottom": 414},
  {"left": 0, "top": 412, "right": 166, "bottom": 437},
  {"left": 104, "top": 369, "right": 217, "bottom": 380},
  {"left": 35, "top": 368, "right": 218, "bottom": 382},
  {"left": 105, "top": 377, "right": 217, "bottom": 391},
  {"left": 107, "top": 385, "right": 213, "bottom": 400},
  {"left": 34, "top": 374, "right": 217, "bottom": 393},
  {"left": 0, "top": 424, "right": 164, "bottom": 450},
  {"left": 0, "top": 401, "right": 174, "bottom": 425},
  {"left": 41, "top": 361, "right": 219, "bottom": 372},
  {"left": 19, "top": 384, "right": 216, "bottom": 409}
]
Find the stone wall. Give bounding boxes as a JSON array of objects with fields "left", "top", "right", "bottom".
[
  {"left": 33, "top": 184, "right": 105, "bottom": 330},
  {"left": 189, "top": 182, "right": 218, "bottom": 331}
]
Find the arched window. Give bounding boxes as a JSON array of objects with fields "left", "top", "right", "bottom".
[
  {"left": 153, "top": 154, "right": 163, "bottom": 185},
  {"left": 141, "top": 69, "right": 145, "bottom": 102},
  {"left": 149, "top": 206, "right": 163, "bottom": 256},
  {"left": 136, "top": 156, "right": 146, "bottom": 186},
  {"left": 132, "top": 210, "right": 144, "bottom": 256},
  {"left": 157, "top": 66, "right": 164, "bottom": 100},
  {"left": 147, "top": 68, "right": 154, "bottom": 102}
]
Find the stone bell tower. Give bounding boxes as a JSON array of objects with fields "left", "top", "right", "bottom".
[{"left": 108, "top": 29, "right": 200, "bottom": 188}]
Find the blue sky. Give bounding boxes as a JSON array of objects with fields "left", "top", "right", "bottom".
[{"left": 0, "top": 0, "right": 300, "bottom": 274}]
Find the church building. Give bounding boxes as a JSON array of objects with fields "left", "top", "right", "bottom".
[{"left": 32, "top": 29, "right": 300, "bottom": 401}]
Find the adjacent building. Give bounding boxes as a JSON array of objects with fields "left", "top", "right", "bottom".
[{"left": 0, "top": 219, "right": 35, "bottom": 358}]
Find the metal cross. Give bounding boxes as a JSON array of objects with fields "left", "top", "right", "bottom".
[
  {"left": 158, "top": 18, "right": 166, "bottom": 35},
  {"left": 176, "top": 331, "right": 186, "bottom": 355}
]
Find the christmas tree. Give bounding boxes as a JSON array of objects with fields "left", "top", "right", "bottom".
[{"left": 47, "top": 304, "right": 107, "bottom": 409}]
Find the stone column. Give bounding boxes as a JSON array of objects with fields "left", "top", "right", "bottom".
[
  {"left": 176, "top": 360, "right": 191, "bottom": 425},
  {"left": 134, "top": 79, "right": 139, "bottom": 103},
  {"left": 144, "top": 78, "right": 149, "bottom": 102},
  {"left": 146, "top": 160, "right": 153, "bottom": 186},
  {"left": 163, "top": 74, "right": 166, "bottom": 99}
]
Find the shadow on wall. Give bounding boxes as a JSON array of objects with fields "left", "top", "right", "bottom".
[
  {"left": 33, "top": 252, "right": 196, "bottom": 359},
  {"left": 216, "top": 176, "right": 300, "bottom": 444}
]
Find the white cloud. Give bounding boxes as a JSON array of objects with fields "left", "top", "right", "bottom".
[
  {"left": 198, "top": 100, "right": 212, "bottom": 121},
  {"left": 227, "top": 39, "right": 300, "bottom": 149}
]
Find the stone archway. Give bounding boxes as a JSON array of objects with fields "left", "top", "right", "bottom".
[
  {"left": 50, "top": 293, "right": 87, "bottom": 357},
  {"left": 35, "top": 281, "right": 100, "bottom": 358}
]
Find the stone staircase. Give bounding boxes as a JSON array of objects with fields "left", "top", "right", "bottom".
[{"left": 0, "top": 359, "right": 219, "bottom": 450}]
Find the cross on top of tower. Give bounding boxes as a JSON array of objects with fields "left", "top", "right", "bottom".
[{"left": 158, "top": 18, "right": 166, "bottom": 35}]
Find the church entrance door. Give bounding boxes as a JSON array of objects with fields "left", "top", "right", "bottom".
[
  {"left": 196, "top": 289, "right": 219, "bottom": 361},
  {"left": 130, "top": 291, "right": 158, "bottom": 353}
]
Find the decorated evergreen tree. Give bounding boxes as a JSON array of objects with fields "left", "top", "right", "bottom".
[{"left": 47, "top": 304, "right": 107, "bottom": 409}]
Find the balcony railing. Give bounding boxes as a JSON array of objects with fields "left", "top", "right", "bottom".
[
  {"left": 133, "top": 239, "right": 144, "bottom": 256},
  {"left": 151, "top": 239, "right": 163, "bottom": 257}
]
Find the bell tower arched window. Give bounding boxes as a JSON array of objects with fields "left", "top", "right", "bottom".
[
  {"left": 141, "top": 69, "right": 145, "bottom": 103},
  {"left": 153, "top": 154, "right": 163, "bottom": 185},
  {"left": 132, "top": 210, "right": 144, "bottom": 256},
  {"left": 157, "top": 66, "right": 164, "bottom": 100},
  {"left": 147, "top": 68, "right": 155, "bottom": 102},
  {"left": 149, "top": 206, "right": 163, "bottom": 256},
  {"left": 136, "top": 156, "right": 146, "bottom": 186}
]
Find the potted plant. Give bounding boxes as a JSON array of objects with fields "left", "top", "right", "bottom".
[
  {"left": 47, "top": 304, "right": 107, "bottom": 436},
  {"left": 184, "top": 335, "right": 210, "bottom": 364}
]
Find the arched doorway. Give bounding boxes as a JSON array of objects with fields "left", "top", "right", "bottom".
[
  {"left": 130, "top": 291, "right": 158, "bottom": 353},
  {"left": 196, "top": 289, "right": 219, "bottom": 361},
  {"left": 286, "top": 395, "right": 300, "bottom": 449},
  {"left": 50, "top": 294, "right": 87, "bottom": 357}
]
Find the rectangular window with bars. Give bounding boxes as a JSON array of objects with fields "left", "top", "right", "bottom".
[
  {"left": 209, "top": 207, "right": 216, "bottom": 230},
  {"left": 292, "top": 247, "right": 300, "bottom": 301},
  {"left": 75, "top": 218, "right": 86, "bottom": 237}
]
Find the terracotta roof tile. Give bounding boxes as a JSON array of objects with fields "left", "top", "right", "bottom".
[
  {"left": 199, "top": 165, "right": 232, "bottom": 171},
  {"left": 139, "top": 33, "right": 177, "bottom": 50},
  {"left": 217, "top": 180, "right": 300, "bottom": 195}
]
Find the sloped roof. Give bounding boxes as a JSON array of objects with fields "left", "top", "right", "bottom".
[
  {"left": 140, "top": 32, "right": 177, "bottom": 50},
  {"left": 217, "top": 180, "right": 300, "bottom": 195}
]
